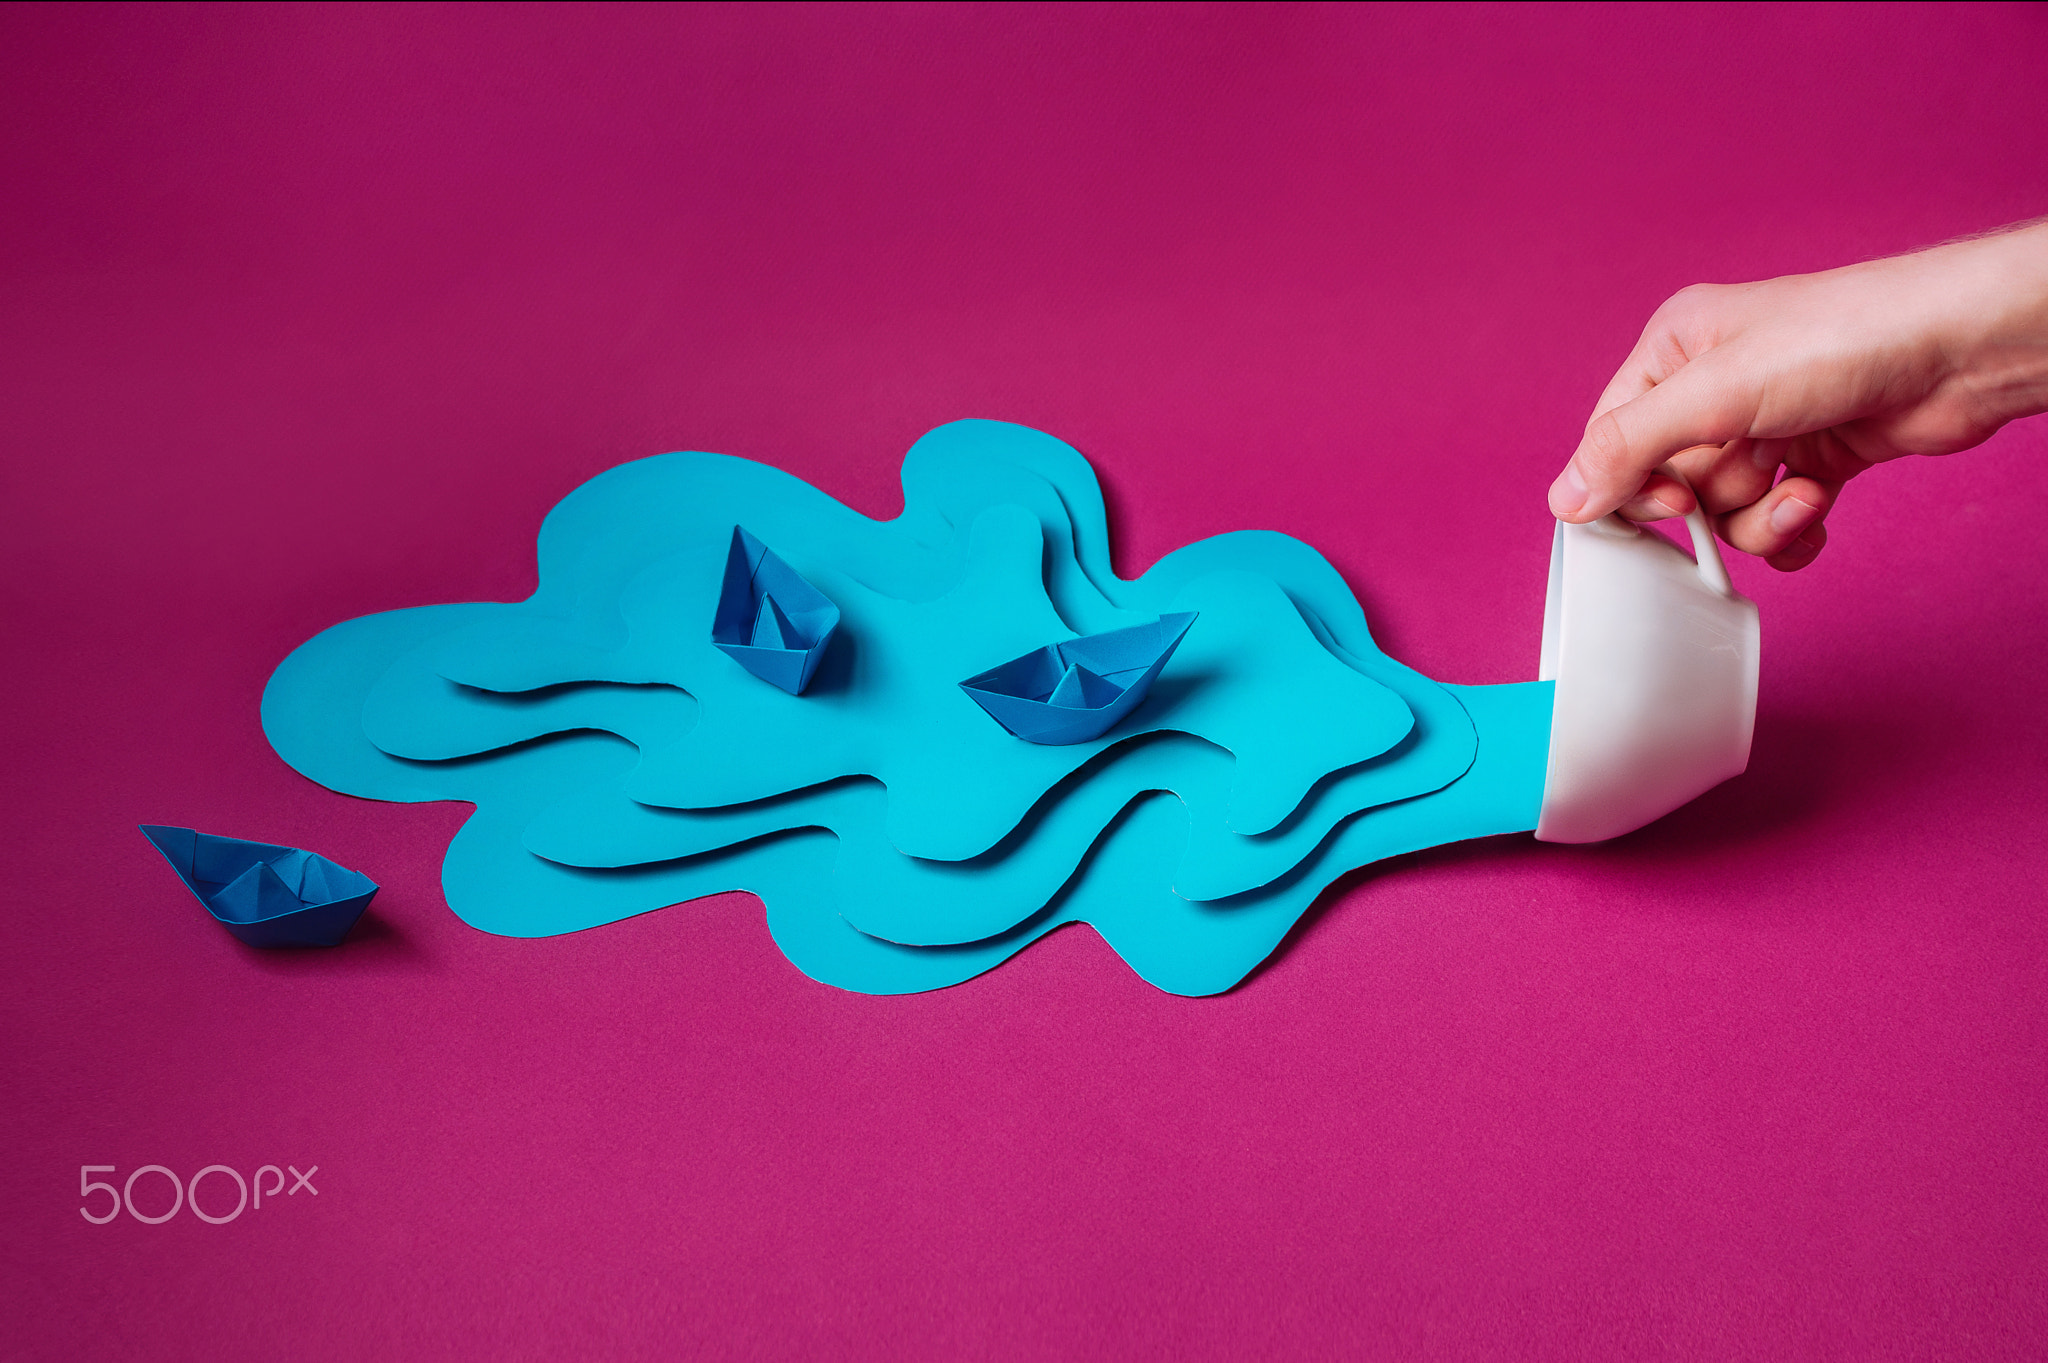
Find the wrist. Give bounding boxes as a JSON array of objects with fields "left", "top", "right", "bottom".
[{"left": 1933, "top": 221, "right": 2048, "bottom": 426}]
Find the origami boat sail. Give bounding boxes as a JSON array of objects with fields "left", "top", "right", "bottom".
[
  {"left": 960, "top": 612, "right": 1197, "bottom": 745},
  {"left": 712, "top": 526, "right": 841, "bottom": 695},
  {"left": 139, "top": 824, "right": 378, "bottom": 947}
]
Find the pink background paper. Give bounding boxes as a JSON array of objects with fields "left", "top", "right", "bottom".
[{"left": 6, "top": 3, "right": 2048, "bottom": 1357}]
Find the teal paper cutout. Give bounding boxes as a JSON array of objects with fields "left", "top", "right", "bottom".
[
  {"left": 261, "top": 420, "right": 1555, "bottom": 995},
  {"left": 519, "top": 654, "right": 1484, "bottom": 947},
  {"left": 421, "top": 505, "right": 1418, "bottom": 858}
]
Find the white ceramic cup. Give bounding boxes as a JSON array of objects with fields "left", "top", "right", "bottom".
[{"left": 1535, "top": 467, "right": 1760, "bottom": 843}]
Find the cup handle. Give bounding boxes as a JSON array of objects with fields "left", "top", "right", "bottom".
[{"left": 1655, "top": 462, "right": 1735, "bottom": 597}]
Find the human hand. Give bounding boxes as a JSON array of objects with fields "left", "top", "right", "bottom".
[{"left": 1549, "top": 221, "right": 2048, "bottom": 570}]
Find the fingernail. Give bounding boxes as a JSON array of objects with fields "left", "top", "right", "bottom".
[
  {"left": 1550, "top": 463, "right": 1589, "bottom": 518},
  {"left": 1769, "top": 495, "right": 1819, "bottom": 537}
]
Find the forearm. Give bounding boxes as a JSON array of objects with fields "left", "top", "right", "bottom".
[{"left": 1934, "top": 220, "right": 2048, "bottom": 429}]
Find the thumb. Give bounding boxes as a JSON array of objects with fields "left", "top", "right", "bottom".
[{"left": 1550, "top": 357, "right": 1759, "bottom": 521}]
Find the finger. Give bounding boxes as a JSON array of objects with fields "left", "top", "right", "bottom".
[
  {"left": 1626, "top": 436, "right": 1781, "bottom": 521},
  {"left": 1551, "top": 356, "right": 1759, "bottom": 521},
  {"left": 1764, "top": 520, "right": 1827, "bottom": 572},
  {"left": 1672, "top": 437, "right": 1785, "bottom": 517},
  {"left": 1715, "top": 475, "right": 1838, "bottom": 558},
  {"left": 1626, "top": 440, "right": 1764, "bottom": 519},
  {"left": 1616, "top": 471, "right": 1696, "bottom": 521},
  {"left": 1781, "top": 426, "right": 1879, "bottom": 484},
  {"left": 1587, "top": 344, "right": 1662, "bottom": 422},
  {"left": 1589, "top": 288, "right": 1724, "bottom": 420}
]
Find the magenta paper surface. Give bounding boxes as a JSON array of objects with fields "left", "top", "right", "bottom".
[{"left": 6, "top": 4, "right": 2047, "bottom": 1358}]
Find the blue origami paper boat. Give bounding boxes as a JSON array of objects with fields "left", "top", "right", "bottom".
[
  {"left": 959, "top": 612, "right": 1197, "bottom": 745},
  {"left": 712, "top": 525, "right": 842, "bottom": 695},
  {"left": 139, "top": 825, "right": 378, "bottom": 947}
]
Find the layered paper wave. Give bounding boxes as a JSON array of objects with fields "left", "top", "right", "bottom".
[{"left": 262, "top": 420, "right": 1552, "bottom": 994}]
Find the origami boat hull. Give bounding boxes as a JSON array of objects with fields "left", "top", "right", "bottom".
[
  {"left": 140, "top": 825, "right": 378, "bottom": 947},
  {"left": 960, "top": 612, "right": 1196, "bottom": 745},
  {"left": 712, "top": 525, "right": 841, "bottom": 695}
]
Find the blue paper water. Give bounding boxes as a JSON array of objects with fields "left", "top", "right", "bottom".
[{"left": 262, "top": 420, "right": 1552, "bottom": 994}]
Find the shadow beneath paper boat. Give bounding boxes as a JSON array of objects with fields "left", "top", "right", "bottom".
[{"left": 234, "top": 903, "right": 434, "bottom": 973}]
